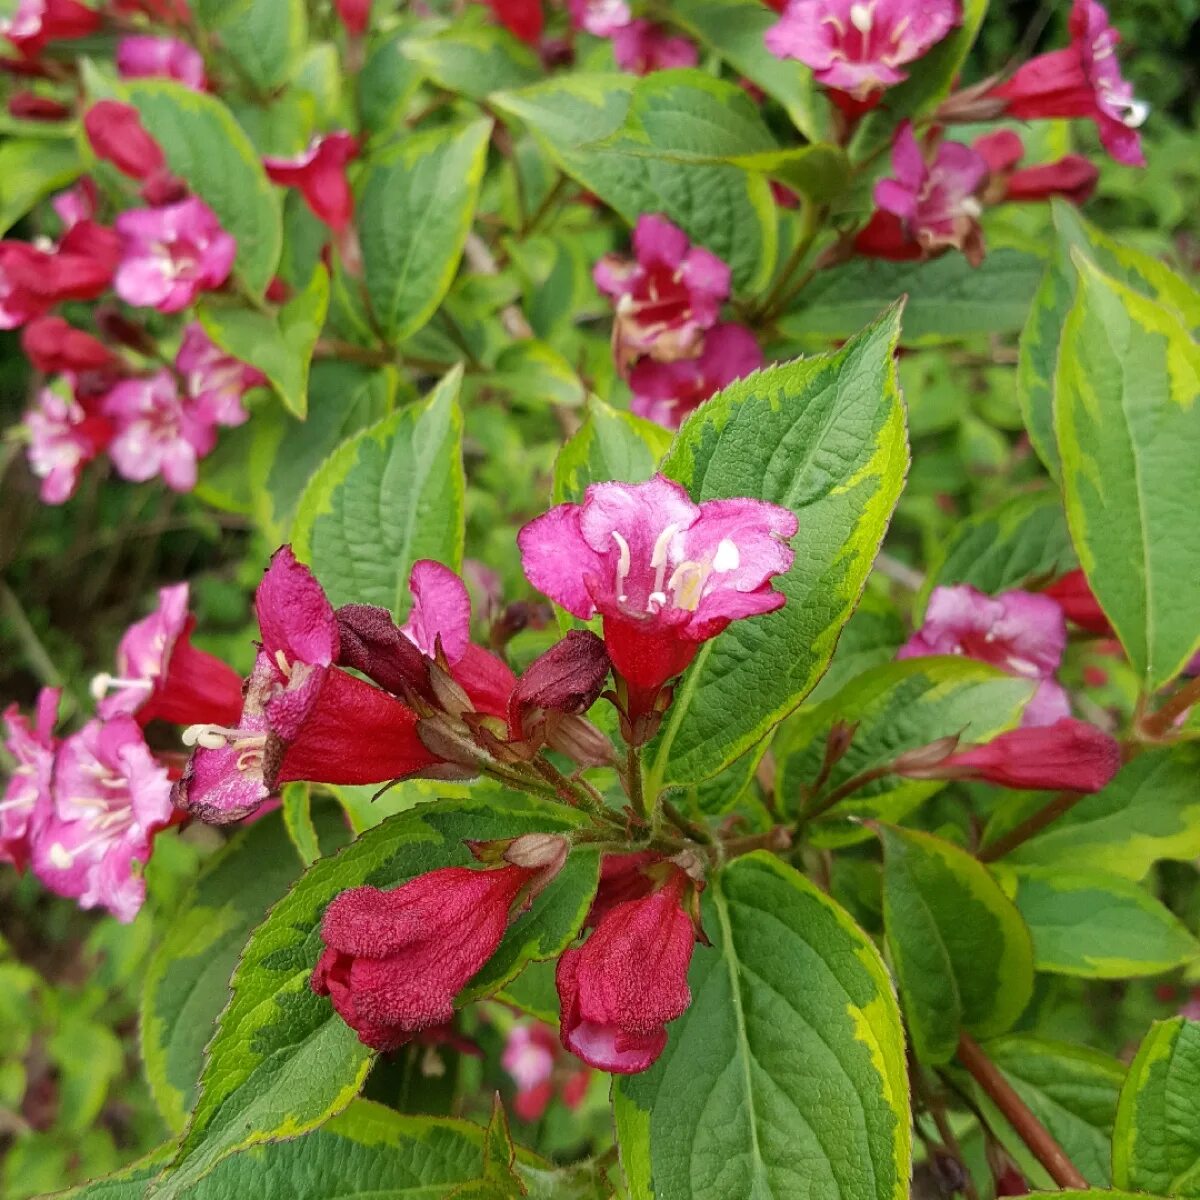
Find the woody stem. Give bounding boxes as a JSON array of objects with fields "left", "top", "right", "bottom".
[
  {"left": 797, "top": 765, "right": 891, "bottom": 826},
  {"left": 625, "top": 743, "right": 647, "bottom": 821},
  {"left": 976, "top": 791, "right": 1081, "bottom": 863},
  {"left": 1140, "top": 674, "right": 1200, "bottom": 738},
  {"left": 956, "top": 1032, "right": 1088, "bottom": 1190}
]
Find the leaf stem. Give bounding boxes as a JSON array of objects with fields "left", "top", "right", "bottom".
[
  {"left": 1140, "top": 674, "right": 1200, "bottom": 739},
  {"left": 754, "top": 201, "right": 826, "bottom": 323},
  {"left": 797, "top": 764, "right": 890, "bottom": 825},
  {"left": 976, "top": 791, "right": 1081, "bottom": 863},
  {"left": 625, "top": 742, "right": 647, "bottom": 821},
  {"left": 955, "top": 1032, "right": 1089, "bottom": 1191},
  {"left": 0, "top": 579, "right": 63, "bottom": 689}
]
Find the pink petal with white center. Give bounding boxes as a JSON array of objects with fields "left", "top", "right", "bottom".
[
  {"left": 518, "top": 503, "right": 609, "bottom": 621},
  {"left": 632, "top": 213, "right": 691, "bottom": 271}
]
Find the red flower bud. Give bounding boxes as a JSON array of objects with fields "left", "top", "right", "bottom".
[
  {"left": 335, "top": 602, "right": 434, "bottom": 703},
  {"left": 333, "top": 0, "right": 371, "bottom": 35},
  {"left": 84, "top": 101, "right": 166, "bottom": 181},
  {"left": 556, "top": 865, "right": 698, "bottom": 1073},
  {"left": 1042, "top": 567, "right": 1113, "bottom": 635},
  {"left": 483, "top": 0, "right": 543, "bottom": 45},
  {"left": 8, "top": 90, "right": 69, "bottom": 120},
  {"left": 311, "top": 862, "right": 547, "bottom": 1050},
  {"left": 21, "top": 316, "right": 118, "bottom": 373},
  {"left": 509, "top": 629, "right": 611, "bottom": 736},
  {"left": 897, "top": 718, "right": 1120, "bottom": 793}
]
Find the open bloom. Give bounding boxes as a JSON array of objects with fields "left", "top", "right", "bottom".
[
  {"left": 629, "top": 323, "right": 762, "bottom": 429},
  {"left": 503, "top": 1022, "right": 591, "bottom": 1120},
  {"left": 989, "top": 0, "right": 1147, "bottom": 166},
  {"left": 31, "top": 717, "right": 173, "bottom": 922},
  {"left": 114, "top": 198, "right": 236, "bottom": 313},
  {"left": 899, "top": 584, "right": 1070, "bottom": 726},
  {"left": 24, "top": 385, "right": 113, "bottom": 504},
  {"left": 2, "top": 0, "right": 102, "bottom": 58},
  {"left": 313, "top": 847, "right": 564, "bottom": 1050},
  {"left": 519, "top": 476, "right": 796, "bottom": 718},
  {"left": 897, "top": 718, "right": 1121, "bottom": 793},
  {"left": 1, "top": 688, "right": 59, "bottom": 870},
  {"left": 594, "top": 215, "right": 731, "bottom": 368},
  {"left": 611, "top": 20, "right": 697, "bottom": 73},
  {"left": 557, "top": 864, "right": 698, "bottom": 1073},
  {"left": 973, "top": 129, "right": 1098, "bottom": 206},
  {"left": 102, "top": 370, "right": 218, "bottom": 492},
  {"left": 766, "top": 0, "right": 960, "bottom": 105},
  {"left": 175, "top": 323, "right": 263, "bottom": 427},
  {"left": 263, "top": 132, "right": 359, "bottom": 233},
  {"left": 92, "top": 583, "right": 243, "bottom": 728},
  {"left": 0, "top": 236, "right": 116, "bottom": 329},
  {"left": 873, "top": 123, "right": 988, "bottom": 265},
  {"left": 174, "top": 547, "right": 441, "bottom": 823},
  {"left": 116, "top": 35, "right": 206, "bottom": 89}
]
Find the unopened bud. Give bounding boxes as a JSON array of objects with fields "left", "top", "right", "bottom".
[
  {"left": 429, "top": 662, "right": 475, "bottom": 717},
  {"left": 503, "top": 832, "right": 570, "bottom": 872},
  {"left": 892, "top": 735, "right": 962, "bottom": 777},
  {"left": 543, "top": 713, "right": 617, "bottom": 768},
  {"left": 335, "top": 603, "right": 432, "bottom": 702},
  {"left": 511, "top": 631, "right": 611, "bottom": 733}
]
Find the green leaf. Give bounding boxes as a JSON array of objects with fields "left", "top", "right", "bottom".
[
  {"left": 1019, "top": 201, "right": 1200, "bottom": 479},
  {"left": 1055, "top": 257, "right": 1200, "bottom": 689},
  {"left": 667, "top": 0, "right": 830, "bottom": 142},
  {"left": 487, "top": 341, "right": 586, "bottom": 411},
  {"left": 977, "top": 1036, "right": 1124, "bottom": 1188},
  {"left": 402, "top": 24, "right": 542, "bottom": 100},
  {"left": 781, "top": 249, "right": 1044, "bottom": 342},
  {"left": 775, "top": 658, "right": 1033, "bottom": 839},
  {"left": 119, "top": 79, "right": 282, "bottom": 294},
  {"left": 615, "top": 853, "right": 910, "bottom": 1200},
  {"left": 1009, "top": 866, "right": 1200, "bottom": 979},
  {"left": 925, "top": 490, "right": 1074, "bottom": 599},
  {"left": 359, "top": 31, "right": 424, "bottom": 137},
  {"left": 281, "top": 783, "right": 321, "bottom": 868},
  {"left": 881, "top": 826, "right": 1034, "bottom": 1064},
  {"left": 493, "top": 74, "right": 777, "bottom": 292},
  {"left": 150, "top": 796, "right": 598, "bottom": 1199},
  {"left": 0, "top": 136, "right": 81, "bottom": 235},
  {"left": 140, "top": 809, "right": 348, "bottom": 1133},
  {"left": 645, "top": 309, "right": 909, "bottom": 788},
  {"left": 205, "top": 0, "right": 307, "bottom": 92},
  {"left": 1000, "top": 744, "right": 1200, "bottom": 880},
  {"left": 552, "top": 397, "right": 671, "bottom": 505},
  {"left": 292, "top": 368, "right": 464, "bottom": 615},
  {"left": 199, "top": 264, "right": 328, "bottom": 419},
  {"left": 1113, "top": 1017, "right": 1200, "bottom": 1196},
  {"left": 358, "top": 119, "right": 492, "bottom": 342}
]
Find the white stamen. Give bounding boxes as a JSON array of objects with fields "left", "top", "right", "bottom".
[
  {"left": 48, "top": 842, "right": 74, "bottom": 869},
  {"left": 647, "top": 590, "right": 668, "bottom": 611},
  {"left": 650, "top": 522, "right": 680, "bottom": 596},
  {"left": 274, "top": 649, "right": 293, "bottom": 677},
  {"left": 1121, "top": 97, "right": 1150, "bottom": 128},
  {"left": 960, "top": 197, "right": 983, "bottom": 218},
  {"left": 90, "top": 673, "right": 153, "bottom": 701},
  {"left": 611, "top": 530, "right": 632, "bottom": 602},
  {"left": 849, "top": 2, "right": 874, "bottom": 33},
  {"left": 667, "top": 561, "right": 707, "bottom": 612},
  {"left": 0, "top": 796, "right": 34, "bottom": 813},
  {"left": 712, "top": 538, "right": 740, "bottom": 573}
]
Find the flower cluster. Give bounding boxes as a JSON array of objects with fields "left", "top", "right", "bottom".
[{"left": 593, "top": 216, "right": 763, "bottom": 429}]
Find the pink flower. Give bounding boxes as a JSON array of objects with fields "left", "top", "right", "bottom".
[
  {"left": 1, "top": 688, "right": 60, "bottom": 871},
  {"left": 114, "top": 197, "right": 236, "bottom": 313},
  {"left": 594, "top": 215, "right": 731, "bottom": 369},
  {"left": 52, "top": 179, "right": 97, "bottom": 230},
  {"left": 502, "top": 1022, "right": 591, "bottom": 1120},
  {"left": 31, "top": 716, "right": 173, "bottom": 922},
  {"left": 174, "top": 547, "right": 441, "bottom": 824},
  {"left": 557, "top": 865, "right": 698, "bottom": 1073},
  {"left": 116, "top": 35, "right": 206, "bottom": 89},
  {"left": 989, "top": 0, "right": 1147, "bottom": 167},
  {"left": 263, "top": 132, "right": 359, "bottom": 233},
  {"left": 102, "top": 369, "right": 218, "bottom": 492},
  {"left": 629, "top": 323, "right": 763, "bottom": 429},
  {"left": 874, "top": 123, "right": 988, "bottom": 265},
  {"left": 611, "top": 19, "right": 698, "bottom": 74},
  {"left": 899, "top": 584, "right": 1070, "bottom": 727},
  {"left": 23, "top": 385, "right": 112, "bottom": 504},
  {"left": 974, "top": 129, "right": 1098, "bottom": 207},
  {"left": 312, "top": 850, "right": 565, "bottom": 1050},
  {"left": 569, "top": 0, "right": 630, "bottom": 36},
  {"left": 175, "top": 322, "right": 263, "bottom": 427},
  {"left": 2, "top": 0, "right": 102, "bottom": 59},
  {"left": 765, "top": 0, "right": 960, "bottom": 103},
  {"left": 91, "top": 583, "right": 243, "bottom": 728},
  {"left": 518, "top": 476, "right": 796, "bottom": 721},
  {"left": 897, "top": 718, "right": 1121, "bottom": 793}
]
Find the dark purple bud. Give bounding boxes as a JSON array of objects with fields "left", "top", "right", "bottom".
[
  {"left": 335, "top": 604, "right": 432, "bottom": 702},
  {"left": 510, "top": 630, "right": 611, "bottom": 734}
]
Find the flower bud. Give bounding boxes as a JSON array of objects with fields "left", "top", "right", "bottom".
[
  {"left": 84, "top": 101, "right": 166, "bottom": 181},
  {"left": 510, "top": 630, "right": 611, "bottom": 736},
  {"left": 334, "top": 603, "right": 433, "bottom": 703},
  {"left": 542, "top": 713, "right": 617, "bottom": 768}
]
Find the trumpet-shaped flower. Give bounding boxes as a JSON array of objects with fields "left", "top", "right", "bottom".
[
  {"left": 24, "top": 385, "right": 112, "bottom": 504},
  {"left": 1, "top": 688, "right": 60, "bottom": 870},
  {"left": 263, "top": 132, "right": 359, "bottom": 233},
  {"left": 175, "top": 322, "right": 263, "bottom": 427},
  {"left": 116, "top": 35, "right": 206, "bottom": 90}
]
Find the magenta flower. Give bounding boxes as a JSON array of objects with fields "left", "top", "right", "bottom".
[
  {"left": 990, "top": 0, "right": 1147, "bottom": 167},
  {"left": 174, "top": 547, "right": 441, "bottom": 824},
  {"left": 263, "top": 132, "right": 359, "bottom": 233},
  {"left": 611, "top": 19, "right": 698, "bottom": 74},
  {"left": 766, "top": 0, "right": 960, "bottom": 103},
  {"left": 2, "top": 0, "right": 102, "bottom": 59},
  {"left": 116, "top": 35, "right": 207, "bottom": 90},
  {"left": 114, "top": 198, "right": 236, "bottom": 313},
  {"left": 557, "top": 865, "right": 698, "bottom": 1073},
  {"left": 874, "top": 123, "right": 988, "bottom": 264},
  {"left": 31, "top": 717, "right": 173, "bottom": 922},
  {"left": 974, "top": 129, "right": 1098, "bottom": 207},
  {"left": 1, "top": 688, "right": 60, "bottom": 871},
  {"left": 92, "top": 583, "right": 244, "bottom": 729},
  {"left": 899, "top": 584, "right": 1071, "bottom": 727},
  {"left": 102, "top": 370, "right": 218, "bottom": 492},
  {"left": 24, "top": 385, "right": 113, "bottom": 505},
  {"left": 518, "top": 475, "right": 796, "bottom": 722},
  {"left": 503, "top": 1022, "right": 591, "bottom": 1120},
  {"left": 52, "top": 179, "right": 98, "bottom": 230},
  {"left": 569, "top": 0, "right": 630, "bottom": 36},
  {"left": 175, "top": 322, "right": 263, "bottom": 427},
  {"left": 629, "top": 323, "right": 762, "bottom": 430},
  {"left": 594, "top": 215, "right": 731, "bottom": 369}
]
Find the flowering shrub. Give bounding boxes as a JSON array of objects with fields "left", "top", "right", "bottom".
[{"left": 2, "top": 0, "right": 1199, "bottom": 1197}]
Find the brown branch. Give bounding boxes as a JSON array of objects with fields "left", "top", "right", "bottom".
[
  {"left": 977, "top": 791, "right": 1081, "bottom": 863},
  {"left": 956, "top": 1032, "right": 1088, "bottom": 1191}
]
